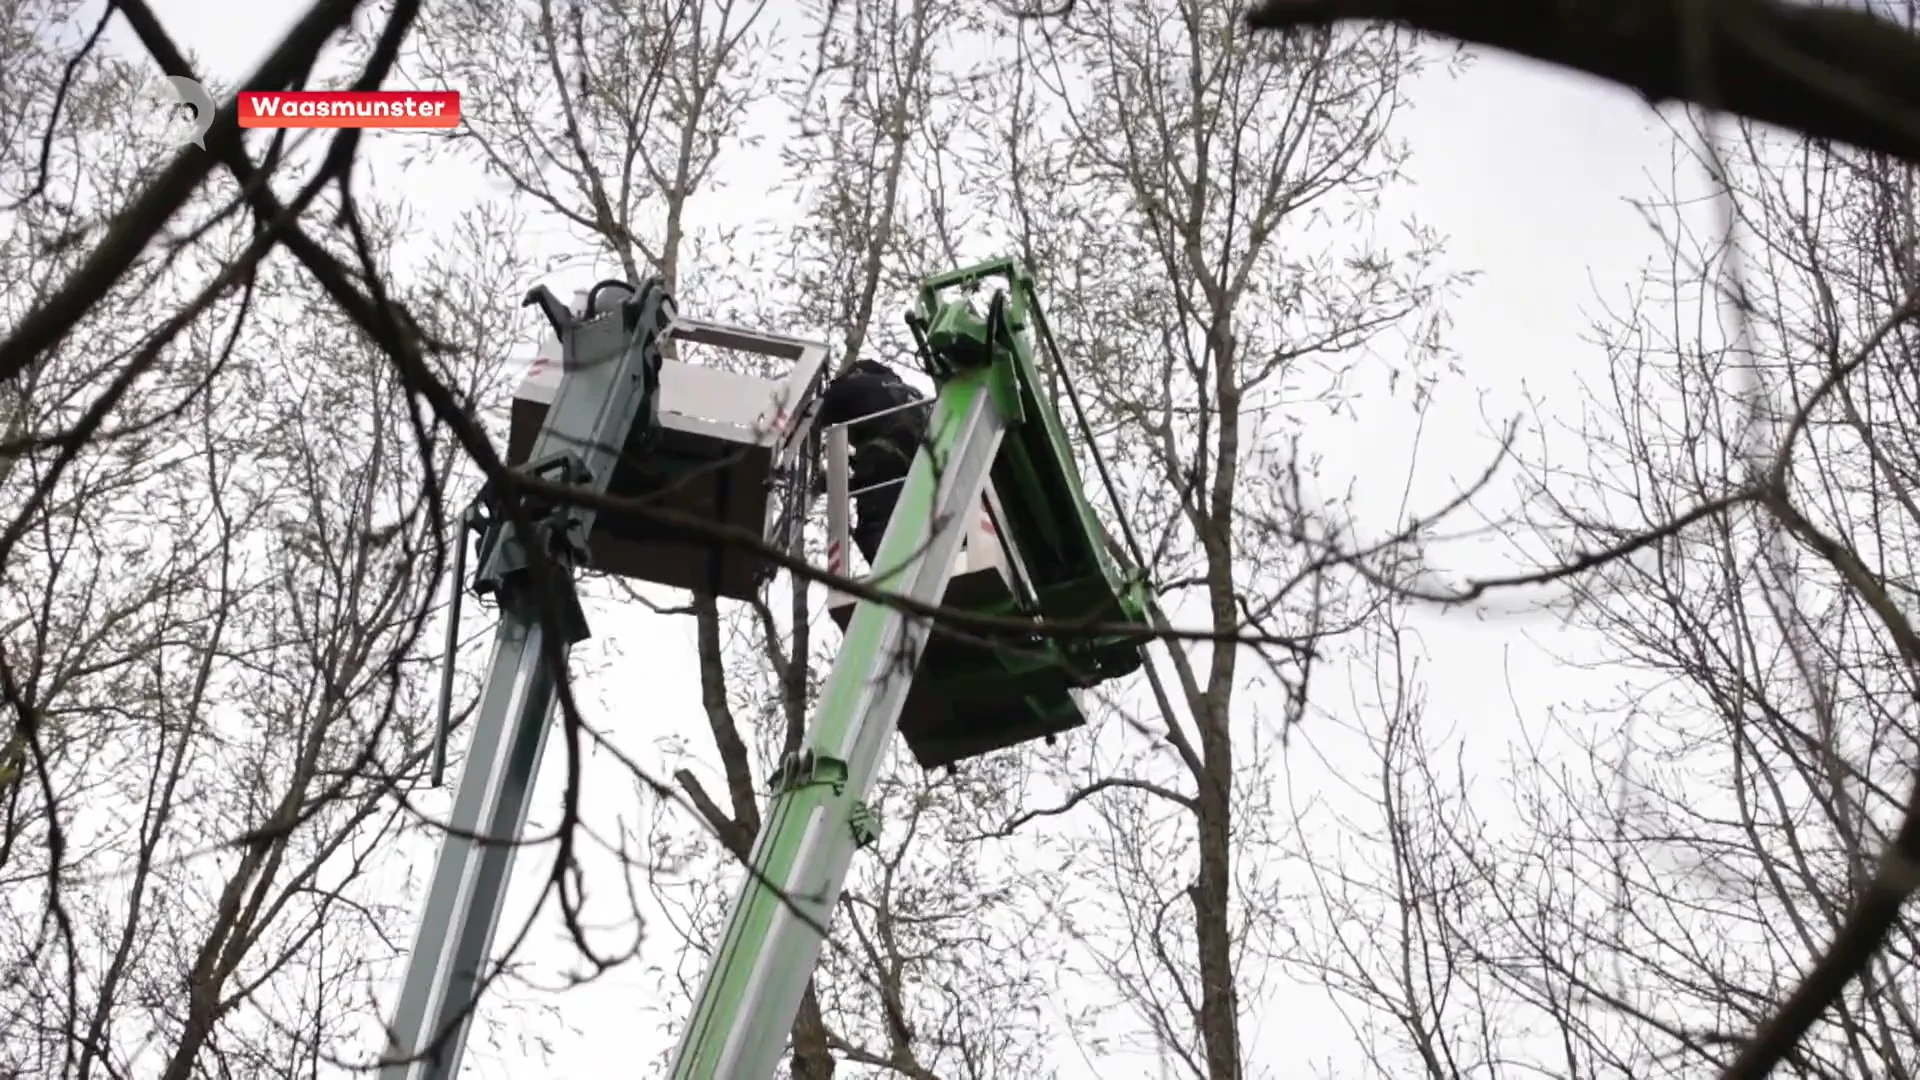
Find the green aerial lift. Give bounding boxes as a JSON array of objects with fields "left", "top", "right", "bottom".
[{"left": 378, "top": 258, "right": 1153, "bottom": 1080}]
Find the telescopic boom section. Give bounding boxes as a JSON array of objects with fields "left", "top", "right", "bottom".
[
  {"left": 667, "top": 259, "right": 1155, "bottom": 1079},
  {"left": 380, "top": 279, "right": 675, "bottom": 1080},
  {"left": 665, "top": 358, "right": 1012, "bottom": 1079}
]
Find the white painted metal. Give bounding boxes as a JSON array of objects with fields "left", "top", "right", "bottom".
[
  {"left": 512, "top": 304, "right": 826, "bottom": 469},
  {"left": 818, "top": 432, "right": 1016, "bottom": 631},
  {"left": 505, "top": 289, "right": 829, "bottom": 597}
]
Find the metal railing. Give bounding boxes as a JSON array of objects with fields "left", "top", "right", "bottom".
[{"left": 819, "top": 397, "right": 933, "bottom": 577}]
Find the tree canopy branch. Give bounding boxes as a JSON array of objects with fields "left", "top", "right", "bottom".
[{"left": 1246, "top": 0, "right": 1920, "bottom": 165}]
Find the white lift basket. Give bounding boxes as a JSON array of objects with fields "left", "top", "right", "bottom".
[{"left": 507, "top": 290, "right": 828, "bottom": 599}]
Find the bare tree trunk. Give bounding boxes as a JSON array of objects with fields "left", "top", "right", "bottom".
[{"left": 979, "top": 2, "right": 1443, "bottom": 1072}]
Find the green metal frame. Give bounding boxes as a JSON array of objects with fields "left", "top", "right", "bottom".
[
  {"left": 910, "top": 256, "right": 1154, "bottom": 683},
  {"left": 666, "top": 360, "right": 1011, "bottom": 1079},
  {"left": 665, "top": 258, "right": 1153, "bottom": 1079}
]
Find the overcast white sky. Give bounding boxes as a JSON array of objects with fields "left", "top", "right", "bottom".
[{"left": 99, "top": 3, "right": 1719, "bottom": 1076}]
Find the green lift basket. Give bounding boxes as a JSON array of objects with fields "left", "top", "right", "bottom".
[{"left": 821, "top": 256, "right": 1155, "bottom": 768}]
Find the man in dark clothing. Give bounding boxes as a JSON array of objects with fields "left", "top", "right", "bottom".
[{"left": 813, "top": 359, "right": 929, "bottom": 565}]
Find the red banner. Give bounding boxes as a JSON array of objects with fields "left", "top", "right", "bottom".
[{"left": 237, "top": 91, "right": 461, "bottom": 130}]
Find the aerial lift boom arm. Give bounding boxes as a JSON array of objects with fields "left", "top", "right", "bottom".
[
  {"left": 379, "top": 279, "right": 675, "bottom": 1080},
  {"left": 664, "top": 357, "right": 1011, "bottom": 1078},
  {"left": 667, "top": 258, "right": 1155, "bottom": 1078}
]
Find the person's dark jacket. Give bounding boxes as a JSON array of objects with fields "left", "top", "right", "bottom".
[
  {"left": 815, "top": 359, "right": 927, "bottom": 490},
  {"left": 813, "top": 360, "right": 928, "bottom": 561}
]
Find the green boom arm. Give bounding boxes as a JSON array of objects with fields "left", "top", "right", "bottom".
[
  {"left": 664, "top": 258, "right": 1150, "bottom": 1079},
  {"left": 664, "top": 359, "right": 1013, "bottom": 1079}
]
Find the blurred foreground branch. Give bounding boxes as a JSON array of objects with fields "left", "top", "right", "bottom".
[{"left": 1246, "top": 0, "right": 1920, "bottom": 165}]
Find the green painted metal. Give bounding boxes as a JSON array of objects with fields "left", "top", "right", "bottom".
[
  {"left": 666, "top": 258, "right": 1158, "bottom": 1079},
  {"left": 909, "top": 256, "right": 1154, "bottom": 684},
  {"left": 665, "top": 364, "right": 1001, "bottom": 1079}
]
